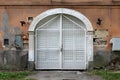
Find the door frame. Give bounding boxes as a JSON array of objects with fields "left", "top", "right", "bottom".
[{"left": 28, "top": 8, "right": 93, "bottom": 70}]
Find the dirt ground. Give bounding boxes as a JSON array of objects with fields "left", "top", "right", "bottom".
[{"left": 26, "top": 71, "right": 103, "bottom": 80}]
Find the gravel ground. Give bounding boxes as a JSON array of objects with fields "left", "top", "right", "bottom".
[{"left": 26, "top": 71, "right": 103, "bottom": 80}]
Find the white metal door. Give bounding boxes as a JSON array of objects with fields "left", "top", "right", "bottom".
[
  {"left": 62, "top": 15, "right": 86, "bottom": 69},
  {"left": 35, "top": 14, "right": 86, "bottom": 69},
  {"left": 35, "top": 15, "right": 61, "bottom": 69}
]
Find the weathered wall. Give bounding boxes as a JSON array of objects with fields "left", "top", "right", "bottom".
[
  {"left": 0, "top": 6, "right": 120, "bottom": 50},
  {"left": 0, "top": 50, "right": 28, "bottom": 70},
  {"left": 0, "top": 0, "right": 120, "bottom": 5},
  {"left": 94, "top": 50, "right": 120, "bottom": 69},
  {"left": 0, "top": 1, "right": 120, "bottom": 69}
]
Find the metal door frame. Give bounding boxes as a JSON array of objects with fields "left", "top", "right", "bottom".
[{"left": 35, "top": 14, "right": 87, "bottom": 69}]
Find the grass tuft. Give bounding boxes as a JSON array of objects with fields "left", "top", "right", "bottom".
[
  {"left": 90, "top": 70, "right": 120, "bottom": 80},
  {"left": 0, "top": 71, "right": 32, "bottom": 80}
]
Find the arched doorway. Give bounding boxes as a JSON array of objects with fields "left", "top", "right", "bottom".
[{"left": 29, "top": 8, "right": 93, "bottom": 70}]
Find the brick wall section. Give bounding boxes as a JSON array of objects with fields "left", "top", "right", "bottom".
[
  {"left": 0, "top": 6, "right": 120, "bottom": 49},
  {"left": 0, "top": 0, "right": 120, "bottom": 70},
  {"left": 0, "top": 0, "right": 120, "bottom": 5},
  {"left": 112, "top": 0, "right": 120, "bottom": 2}
]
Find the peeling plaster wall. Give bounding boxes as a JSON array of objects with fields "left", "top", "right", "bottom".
[
  {"left": 2, "top": 10, "right": 11, "bottom": 46},
  {"left": 0, "top": 5, "right": 120, "bottom": 69},
  {"left": 0, "top": 6, "right": 119, "bottom": 49},
  {"left": 0, "top": 9, "right": 21, "bottom": 48},
  {"left": 0, "top": 9, "right": 4, "bottom": 49},
  {"left": 0, "top": 6, "right": 120, "bottom": 50},
  {"left": 0, "top": 6, "right": 120, "bottom": 47}
]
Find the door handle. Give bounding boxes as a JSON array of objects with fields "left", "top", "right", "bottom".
[
  {"left": 61, "top": 47, "right": 63, "bottom": 52},
  {"left": 61, "top": 44, "right": 63, "bottom": 52}
]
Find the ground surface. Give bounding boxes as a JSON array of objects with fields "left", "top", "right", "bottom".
[{"left": 26, "top": 71, "right": 103, "bottom": 80}]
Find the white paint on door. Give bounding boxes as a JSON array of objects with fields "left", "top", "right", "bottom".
[{"left": 35, "top": 14, "right": 87, "bottom": 69}]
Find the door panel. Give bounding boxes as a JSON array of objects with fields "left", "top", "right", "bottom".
[
  {"left": 36, "top": 50, "right": 60, "bottom": 69},
  {"left": 62, "top": 16, "right": 86, "bottom": 69},
  {"left": 35, "top": 16, "right": 60, "bottom": 69}
]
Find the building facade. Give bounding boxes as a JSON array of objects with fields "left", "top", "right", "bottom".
[{"left": 0, "top": 0, "right": 120, "bottom": 70}]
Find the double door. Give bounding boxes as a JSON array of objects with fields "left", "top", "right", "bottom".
[{"left": 35, "top": 14, "right": 86, "bottom": 69}]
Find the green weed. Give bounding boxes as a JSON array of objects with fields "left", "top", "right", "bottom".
[
  {"left": 0, "top": 71, "right": 32, "bottom": 80},
  {"left": 91, "top": 70, "right": 120, "bottom": 80}
]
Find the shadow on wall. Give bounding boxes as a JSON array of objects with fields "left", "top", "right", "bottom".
[
  {"left": 94, "top": 50, "right": 111, "bottom": 68},
  {"left": 0, "top": 50, "right": 28, "bottom": 70},
  {"left": 94, "top": 50, "right": 120, "bottom": 70}
]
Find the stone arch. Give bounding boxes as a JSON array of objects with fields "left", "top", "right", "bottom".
[
  {"left": 29, "top": 8, "right": 93, "bottom": 32},
  {"left": 28, "top": 8, "right": 93, "bottom": 69}
]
